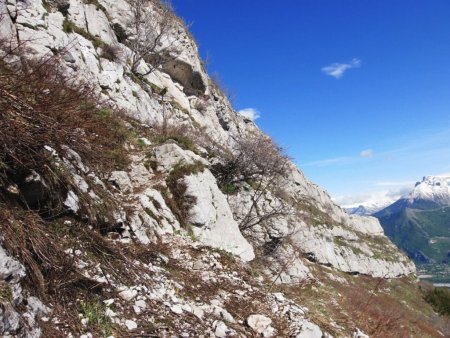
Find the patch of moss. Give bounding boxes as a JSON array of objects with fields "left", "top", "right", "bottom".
[
  {"left": 145, "top": 208, "right": 161, "bottom": 221},
  {"left": 0, "top": 282, "right": 12, "bottom": 304},
  {"left": 168, "top": 161, "right": 205, "bottom": 183},
  {"left": 63, "top": 18, "right": 105, "bottom": 48},
  {"left": 333, "top": 236, "right": 364, "bottom": 255},
  {"left": 170, "top": 100, "right": 189, "bottom": 115},
  {"left": 220, "top": 183, "right": 239, "bottom": 195}
]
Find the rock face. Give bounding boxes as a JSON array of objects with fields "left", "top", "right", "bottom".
[{"left": 0, "top": 0, "right": 420, "bottom": 336}]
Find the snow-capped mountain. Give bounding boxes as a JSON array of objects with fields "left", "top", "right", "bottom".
[
  {"left": 344, "top": 199, "right": 396, "bottom": 215},
  {"left": 374, "top": 175, "right": 450, "bottom": 265},
  {"left": 346, "top": 175, "right": 450, "bottom": 216},
  {"left": 408, "top": 175, "right": 450, "bottom": 206}
]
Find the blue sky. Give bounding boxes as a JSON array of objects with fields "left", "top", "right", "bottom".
[{"left": 172, "top": 0, "right": 450, "bottom": 206}]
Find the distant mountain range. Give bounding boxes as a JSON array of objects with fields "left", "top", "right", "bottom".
[
  {"left": 345, "top": 203, "right": 388, "bottom": 216},
  {"left": 372, "top": 176, "right": 450, "bottom": 265}
]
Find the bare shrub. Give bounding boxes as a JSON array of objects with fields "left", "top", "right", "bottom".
[
  {"left": 0, "top": 41, "right": 131, "bottom": 220},
  {"left": 210, "top": 71, "right": 234, "bottom": 103},
  {"left": 127, "top": 0, "right": 182, "bottom": 75},
  {"left": 100, "top": 43, "right": 121, "bottom": 62},
  {"left": 0, "top": 207, "right": 111, "bottom": 298},
  {"left": 211, "top": 132, "right": 291, "bottom": 231},
  {"left": 193, "top": 97, "right": 208, "bottom": 113}
]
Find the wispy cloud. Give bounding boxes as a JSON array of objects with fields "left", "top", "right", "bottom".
[
  {"left": 375, "top": 180, "right": 416, "bottom": 187},
  {"left": 301, "top": 156, "right": 351, "bottom": 167},
  {"left": 436, "top": 172, "right": 450, "bottom": 178},
  {"left": 302, "top": 149, "right": 371, "bottom": 167},
  {"left": 360, "top": 149, "right": 374, "bottom": 158},
  {"left": 322, "top": 58, "right": 361, "bottom": 79},
  {"left": 238, "top": 108, "right": 261, "bottom": 121}
]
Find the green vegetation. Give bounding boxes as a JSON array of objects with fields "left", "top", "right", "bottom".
[
  {"left": 62, "top": 18, "right": 76, "bottom": 33},
  {"left": 80, "top": 301, "right": 113, "bottom": 337},
  {"left": 154, "top": 134, "right": 198, "bottom": 154},
  {"left": 127, "top": 71, "right": 163, "bottom": 95},
  {"left": 0, "top": 282, "right": 12, "bottom": 304},
  {"left": 170, "top": 100, "right": 190, "bottom": 115},
  {"left": 296, "top": 200, "right": 336, "bottom": 228},
  {"left": 168, "top": 161, "right": 205, "bottom": 184},
  {"left": 148, "top": 81, "right": 163, "bottom": 94},
  {"left": 163, "top": 161, "right": 205, "bottom": 229},
  {"left": 220, "top": 183, "right": 239, "bottom": 195},
  {"left": 212, "top": 248, "right": 236, "bottom": 263},
  {"left": 424, "top": 287, "right": 450, "bottom": 316},
  {"left": 144, "top": 207, "right": 160, "bottom": 221},
  {"left": 333, "top": 237, "right": 364, "bottom": 255},
  {"left": 246, "top": 267, "right": 260, "bottom": 277},
  {"left": 363, "top": 234, "right": 402, "bottom": 262},
  {"left": 63, "top": 18, "right": 105, "bottom": 48},
  {"left": 376, "top": 205, "right": 450, "bottom": 264}
]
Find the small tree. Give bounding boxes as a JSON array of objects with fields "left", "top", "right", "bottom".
[{"left": 127, "top": 0, "right": 182, "bottom": 76}]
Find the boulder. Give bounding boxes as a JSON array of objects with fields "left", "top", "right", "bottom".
[
  {"left": 109, "top": 171, "right": 132, "bottom": 192},
  {"left": 246, "top": 314, "right": 275, "bottom": 337},
  {"left": 296, "top": 320, "right": 323, "bottom": 338},
  {"left": 153, "top": 143, "right": 208, "bottom": 172},
  {"left": 183, "top": 170, "right": 255, "bottom": 261}
]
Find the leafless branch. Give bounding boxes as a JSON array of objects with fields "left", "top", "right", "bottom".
[{"left": 127, "top": 0, "right": 182, "bottom": 76}]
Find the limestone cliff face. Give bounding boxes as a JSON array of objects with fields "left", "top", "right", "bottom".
[{"left": 0, "top": 1, "right": 418, "bottom": 337}]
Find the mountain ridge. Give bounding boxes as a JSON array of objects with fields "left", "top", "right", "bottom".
[{"left": 374, "top": 175, "right": 450, "bottom": 270}]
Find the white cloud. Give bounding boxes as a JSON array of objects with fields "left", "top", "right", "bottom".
[
  {"left": 333, "top": 185, "right": 412, "bottom": 209},
  {"left": 435, "top": 172, "right": 450, "bottom": 178},
  {"left": 238, "top": 108, "right": 261, "bottom": 121},
  {"left": 321, "top": 58, "right": 361, "bottom": 79},
  {"left": 360, "top": 149, "right": 374, "bottom": 158}
]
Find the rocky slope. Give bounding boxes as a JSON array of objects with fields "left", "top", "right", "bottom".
[{"left": 1, "top": 0, "right": 446, "bottom": 337}]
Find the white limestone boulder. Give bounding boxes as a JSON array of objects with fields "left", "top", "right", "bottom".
[
  {"left": 296, "top": 320, "right": 323, "bottom": 338},
  {"left": 182, "top": 170, "right": 255, "bottom": 261},
  {"left": 246, "top": 314, "right": 275, "bottom": 337}
]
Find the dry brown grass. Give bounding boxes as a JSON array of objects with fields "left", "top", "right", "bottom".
[
  {"left": 276, "top": 266, "right": 448, "bottom": 338},
  {"left": 0, "top": 41, "right": 137, "bottom": 230},
  {"left": 0, "top": 52, "right": 130, "bottom": 172}
]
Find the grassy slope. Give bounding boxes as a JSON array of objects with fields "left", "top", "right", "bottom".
[{"left": 376, "top": 205, "right": 450, "bottom": 264}]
